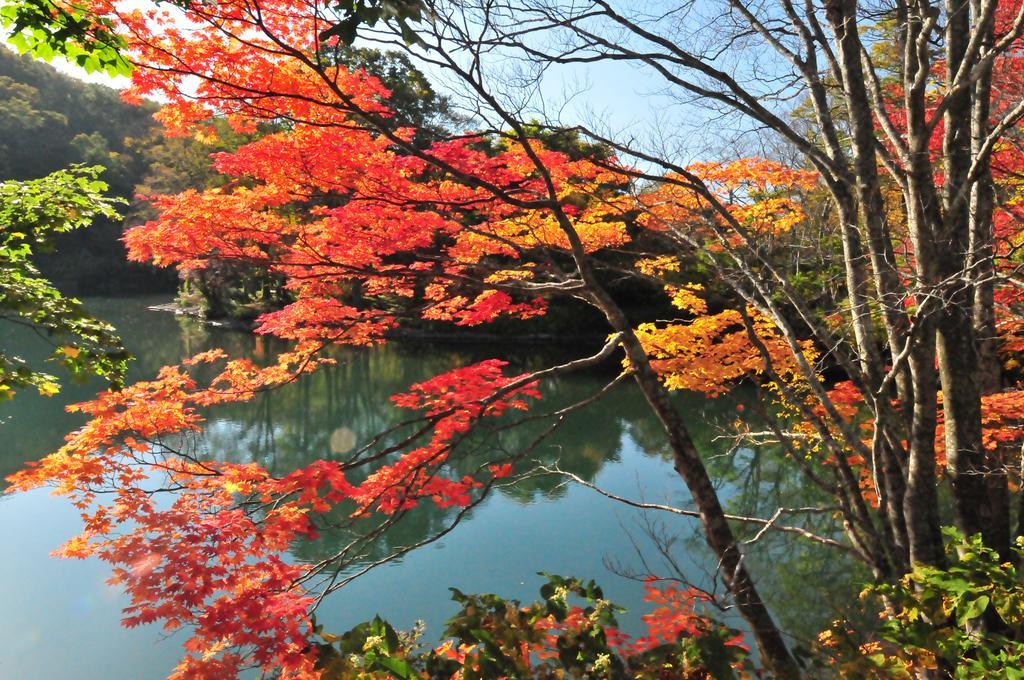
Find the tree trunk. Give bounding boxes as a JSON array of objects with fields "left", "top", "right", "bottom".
[
  {"left": 617, "top": 326, "right": 802, "bottom": 679},
  {"left": 968, "top": 0, "right": 1011, "bottom": 557},
  {"left": 572, "top": 252, "right": 801, "bottom": 678},
  {"left": 939, "top": 0, "right": 1009, "bottom": 557}
]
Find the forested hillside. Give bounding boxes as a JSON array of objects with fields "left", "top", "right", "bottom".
[{"left": 0, "top": 47, "right": 172, "bottom": 293}]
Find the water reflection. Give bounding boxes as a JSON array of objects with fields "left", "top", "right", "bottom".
[
  {"left": 187, "top": 333, "right": 691, "bottom": 570},
  {"left": 0, "top": 297, "right": 862, "bottom": 678}
]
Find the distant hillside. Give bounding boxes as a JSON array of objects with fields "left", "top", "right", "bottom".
[{"left": 0, "top": 47, "right": 175, "bottom": 295}]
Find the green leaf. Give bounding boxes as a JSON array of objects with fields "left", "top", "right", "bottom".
[
  {"left": 0, "top": 167, "right": 128, "bottom": 398},
  {"left": 957, "top": 595, "right": 991, "bottom": 627},
  {"left": 374, "top": 654, "right": 416, "bottom": 679}
]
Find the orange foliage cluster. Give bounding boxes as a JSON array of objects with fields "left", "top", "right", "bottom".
[
  {"left": 935, "top": 390, "right": 1024, "bottom": 468},
  {"left": 635, "top": 312, "right": 796, "bottom": 396},
  {"left": 634, "top": 285, "right": 810, "bottom": 397},
  {"left": 789, "top": 378, "right": 1024, "bottom": 507},
  {"left": 980, "top": 391, "right": 1024, "bottom": 455},
  {"left": 8, "top": 347, "right": 540, "bottom": 677},
  {"left": 638, "top": 158, "right": 819, "bottom": 237},
  {"left": 618, "top": 580, "right": 745, "bottom": 658},
  {"left": 809, "top": 381, "right": 880, "bottom": 505},
  {"left": 125, "top": 123, "right": 626, "bottom": 332}
]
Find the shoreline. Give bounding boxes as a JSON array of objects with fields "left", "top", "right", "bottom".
[{"left": 146, "top": 301, "right": 605, "bottom": 345}]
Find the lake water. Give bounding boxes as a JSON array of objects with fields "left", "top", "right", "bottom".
[{"left": 0, "top": 297, "right": 861, "bottom": 678}]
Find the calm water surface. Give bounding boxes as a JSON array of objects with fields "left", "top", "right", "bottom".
[{"left": 0, "top": 297, "right": 860, "bottom": 678}]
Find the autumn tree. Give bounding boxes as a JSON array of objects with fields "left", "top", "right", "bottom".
[{"left": 11, "top": 0, "right": 1024, "bottom": 678}]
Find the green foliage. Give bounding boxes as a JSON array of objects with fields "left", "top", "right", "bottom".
[
  {"left": 0, "top": 0, "right": 131, "bottom": 76},
  {"left": 829, "top": 527, "right": 1024, "bottom": 678},
  {"left": 311, "top": 574, "right": 751, "bottom": 679},
  {"left": 128, "top": 117, "right": 258, "bottom": 200},
  {"left": 0, "top": 166, "right": 128, "bottom": 399},
  {"left": 0, "top": 47, "right": 155, "bottom": 188},
  {"left": 312, "top": 615, "right": 422, "bottom": 679},
  {"left": 514, "top": 122, "right": 615, "bottom": 163},
  {"left": 320, "top": 0, "right": 428, "bottom": 47},
  {"left": 0, "top": 69, "right": 69, "bottom": 180}
]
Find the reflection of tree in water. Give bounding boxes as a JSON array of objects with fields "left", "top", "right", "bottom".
[
  {"left": 0, "top": 298, "right": 226, "bottom": 478},
  {"left": 619, "top": 389, "right": 745, "bottom": 464},
  {"left": 607, "top": 388, "right": 869, "bottom": 648},
  {"left": 499, "top": 379, "right": 650, "bottom": 502},
  {"left": 179, "top": 332, "right": 864, "bottom": 641},
  {"left": 3, "top": 300, "right": 864, "bottom": 645},
  {"left": 189, "top": 341, "right": 646, "bottom": 568},
  {"left": 198, "top": 343, "right": 492, "bottom": 474},
  {"left": 288, "top": 377, "right": 648, "bottom": 568}
]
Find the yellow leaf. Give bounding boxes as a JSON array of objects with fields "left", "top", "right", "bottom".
[{"left": 37, "top": 381, "right": 60, "bottom": 396}]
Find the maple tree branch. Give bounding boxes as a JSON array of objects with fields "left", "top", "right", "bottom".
[{"left": 536, "top": 464, "right": 852, "bottom": 555}]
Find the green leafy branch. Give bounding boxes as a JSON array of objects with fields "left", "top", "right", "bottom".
[
  {"left": 1, "top": 0, "right": 131, "bottom": 76},
  {"left": 0, "top": 166, "right": 129, "bottom": 399}
]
